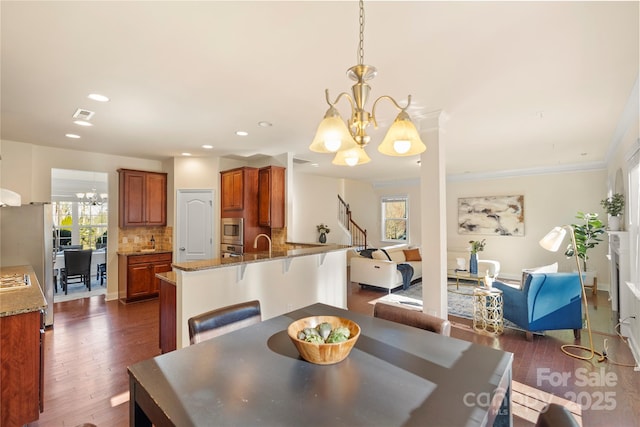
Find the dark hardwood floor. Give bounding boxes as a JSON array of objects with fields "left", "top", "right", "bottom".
[{"left": 30, "top": 278, "right": 639, "bottom": 426}]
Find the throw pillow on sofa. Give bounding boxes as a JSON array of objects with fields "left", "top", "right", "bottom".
[
  {"left": 371, "top": 250, "right": 389, "bottom": 261},
  {"left": 403, "top": 248, "right": 421, "bottom": 262},
  {"left": 358, "top": 248, "right": 378, "bottom": 259}
]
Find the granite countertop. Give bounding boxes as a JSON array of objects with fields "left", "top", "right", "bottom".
[
  {"left": 117, "top": 249, "right": 173, "bottom": 256},
  {"left": 172, "top": 244, "right": 352, "bottom": 272},
  {"left": 156, "top": 271, "right": 176, "bottom": 285},
  {"left": 0, "top": 265, "right": 47, "bottom": 318}
]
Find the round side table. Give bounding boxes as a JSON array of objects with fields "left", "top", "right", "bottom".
[{"left": 472, "top": 287, "right": 504, "bottom": 335}]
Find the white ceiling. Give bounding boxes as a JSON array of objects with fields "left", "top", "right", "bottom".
[{"left": 1, "top": 1, "right": 638, "bottom": 183}]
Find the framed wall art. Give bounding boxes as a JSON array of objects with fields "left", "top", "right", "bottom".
[{"left": 458, "top": 195, "right": 524, "bottom": 236}]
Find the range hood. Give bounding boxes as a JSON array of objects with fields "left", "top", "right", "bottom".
[{"left": 0, "top": 188, "right": 22, "bottom": 206}]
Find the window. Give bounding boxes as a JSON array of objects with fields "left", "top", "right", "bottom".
[
  {"left": 381, "top": 196, "right": 408, "bottom": 242},
  {"left": 53, "top": 201, "right": 108, "bottom": 250}
]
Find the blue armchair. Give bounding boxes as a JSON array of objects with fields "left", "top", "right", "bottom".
[{"left": 492, "top": 272, "right": 583, "bottom": 340}]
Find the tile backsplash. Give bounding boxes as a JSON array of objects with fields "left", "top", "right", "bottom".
[{"left": 118, "top": 226, "right": 172, "bottom": 252}]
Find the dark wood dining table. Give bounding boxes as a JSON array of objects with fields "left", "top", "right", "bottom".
[{"left": 128, "top": 303, "right": 513, "bottom": 426}]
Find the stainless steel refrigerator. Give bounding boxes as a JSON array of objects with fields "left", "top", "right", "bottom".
[{"left": 0, "top": 203, "right": 54, "bottom": 326}]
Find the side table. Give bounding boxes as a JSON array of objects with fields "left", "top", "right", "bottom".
[{"left": 473, "top": 287, "right": 504, "bottom": 335}]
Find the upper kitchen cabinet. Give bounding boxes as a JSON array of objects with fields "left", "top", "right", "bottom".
[
  {"left": 118, "top": 169, "right": 167, "bottom": 227},
  {"left": 258, "top": 166, "right": 285, "bottom": 228},
  {"left": 220, "top": 167, "right": 258, "bottom": 216}
]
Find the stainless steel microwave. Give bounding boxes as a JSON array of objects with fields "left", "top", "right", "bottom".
[{"left": 221, "top": 217, "right": 243, "bottom": 245}]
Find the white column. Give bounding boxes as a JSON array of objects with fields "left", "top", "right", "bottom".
[{"left": 420, "top": 111, "right": 448, "bottom": 318}]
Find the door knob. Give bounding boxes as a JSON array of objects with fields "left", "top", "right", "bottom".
[{"left": 179, "top": 247, "right": 186, "bottom": 251}]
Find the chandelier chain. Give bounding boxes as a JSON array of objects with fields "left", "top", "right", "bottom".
[{"left": 358, "top": 0, "right": 365, "bottom": 65}]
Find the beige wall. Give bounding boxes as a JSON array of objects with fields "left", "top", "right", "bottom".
[
  {"left": 447, "top": 170, "right": 608, "bottom": 281},
  {"left": 289, "top": 171, "right": 343, "bottom": 245}
]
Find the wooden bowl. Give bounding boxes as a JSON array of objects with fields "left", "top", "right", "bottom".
[{"left": 287, "top": 316, "right": 361, "bottom": 365}]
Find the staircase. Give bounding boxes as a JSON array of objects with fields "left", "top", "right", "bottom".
[{"left": 337, "top": 195, "right": 367, "bottom": 249}]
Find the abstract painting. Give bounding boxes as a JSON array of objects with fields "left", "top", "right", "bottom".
[{"left": 458, "top": 195, "right": 524, "bottom": 236}]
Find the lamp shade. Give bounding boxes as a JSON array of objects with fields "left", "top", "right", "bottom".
[
  {"left": 539, "top": 226, "right": 567, "bottom": 252},
  {"left": 309, "top": 106, "right": 357, "bottom": 153},
  {"left": 332, "top": 147, "right": 371, "bottom": 166},
  {"left": 377, "top": 111, "right": 426, "bottom": 156}
]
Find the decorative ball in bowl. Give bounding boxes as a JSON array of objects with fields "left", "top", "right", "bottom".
[{"left": 287, "top": 316, "right": 361, "bottom": 365}]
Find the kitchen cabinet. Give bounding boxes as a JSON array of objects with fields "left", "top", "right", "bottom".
[
  {"left": 0, "top": 310, "right": 43, "bottom": 427},
  {"left": 221, "top": 168, "right": 245, "bottom": 211},
  {"left": 158, "top": 272, "right": 177, "bottom": 354},
  {"left": 118, "top": 252, "right": 172, "bottom": 303},
  {"left": 220, "top": 167, "right": 258, "bottom": 214},
  {"left": 258, "top": 166, "right": 285, "bottom": 228},
  {"left": 118, "top": 169, "right": 167, "bottom": 227}
]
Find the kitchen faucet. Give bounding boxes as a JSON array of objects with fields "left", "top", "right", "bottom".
[{"left": 253, "top": 233, "right": 272, "bottom": 257}]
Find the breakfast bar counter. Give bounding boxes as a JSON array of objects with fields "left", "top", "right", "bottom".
[
  {"left": 166, "top": 244, "right": 351, "bottom": 349},
  {"left": 171, "top": 244, "right": 351, "bottom": 271}
]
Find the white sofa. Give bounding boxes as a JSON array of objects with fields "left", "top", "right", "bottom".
[{"left": 350, "top": 244, "right": 422, "bottom": 291}]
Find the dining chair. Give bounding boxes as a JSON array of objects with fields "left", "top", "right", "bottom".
[
  {"left": 96, "top": 263, "right": 107, "bottom": 285},
  {"left": 373, "top": 301, "right": 451, "bottom": 336},
  {"left": 188, "top": 300, "right": 262, "bottom": 345},
  {"left": 535, "top": 403, "right": 580, "bottom": 427},
  {"left": 61, "top": 249, "right": 92, "bottom": 295}
]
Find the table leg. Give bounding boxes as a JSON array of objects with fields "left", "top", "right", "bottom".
[{"left": 129, "top": 378, "right": 152, "bottom": 427}]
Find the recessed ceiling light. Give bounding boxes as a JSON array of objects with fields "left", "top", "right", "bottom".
[
  {"left": 236, "top": 131, "right": 249, "bottom": 136},
  {"left": 74, "top": 120, "right": 93, "bottom": 127},
  {"left": 181, "top": 152, "right": 192, "bottom": 156},
  {"left": 88, "top": 93, "right": 109, "bottom": 102},
  {"left": 258, "top": 121, "right": 272, "bottom": 128},
  {"left": 65, "top": 133, "right": 81, "bottom": 139},
  {"left": 202, "top": 145, "right": 213, "bottom": 149},
  {"left": 310, "top": 163, "right": 319, "bottom": 167}
]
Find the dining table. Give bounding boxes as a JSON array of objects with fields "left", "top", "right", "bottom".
[{"left": 128, "top": 303, "right": 513, "bottom": 427}]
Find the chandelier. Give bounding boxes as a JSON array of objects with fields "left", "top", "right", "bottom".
[
  {"left": 309, "top": 0, "right": 426, "bottom": 166},
  {"left": 76, "top": 190, "right": 107, "bottom": 206}
]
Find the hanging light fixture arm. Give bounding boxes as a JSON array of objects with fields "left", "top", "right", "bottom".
[
  {"left": 371, "top": 94, "right": 413, "bottom": 129},
  {"left": 325, "top": 89, "right": 355, "bottom": 112}
]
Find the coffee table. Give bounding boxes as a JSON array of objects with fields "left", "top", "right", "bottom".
[{"left": 447, "top": 269, "right": 484, "bottom": 289}]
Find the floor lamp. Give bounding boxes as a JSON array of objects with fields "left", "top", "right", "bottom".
[{"left": 539, "top": 225, "right": 604, "bottom": 362}]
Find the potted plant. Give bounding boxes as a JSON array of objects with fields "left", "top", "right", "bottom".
[
  {"left": 600, "top": 193, "right": 624, "bottom": 231},
  {"left": 564, "top": 212, "right": 605, "bottom": 280},
  {"left": 317, "top": 223, "right": 330, "bottom": 244},
  {"left": 468, "top": 239, "right": 486, "bottom": 274}
]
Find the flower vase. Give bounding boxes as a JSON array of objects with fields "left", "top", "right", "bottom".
[
  {"left": 319, "top": 232, "right": 326, "bottom": 243},
  {"left": 469, "top": 253, "right": 478, "bottom": 275}
]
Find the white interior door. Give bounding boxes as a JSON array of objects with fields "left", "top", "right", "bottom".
[{"left": 177, "top": 189, "right": 214, "bottom": 263}]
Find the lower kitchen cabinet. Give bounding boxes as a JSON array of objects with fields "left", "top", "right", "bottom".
[
  {"left": 0, "top": 310, "right": 43, "bottom": 427},
  {"left": 118, "top": 252, "right": 172, "bottom": 303}
]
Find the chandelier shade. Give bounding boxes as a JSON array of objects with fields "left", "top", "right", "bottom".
[
  {"left": 377, "top": 110, "right": 427, "bottom": 156},
  {"left": 309, "top": 106, "right": 357, "bottom": 153},
  {"left": 332, "top": 146, "right": 371, "bottom": 167},
  {"left": 309, "top": 0, "right": 425, "bottom": 166}
]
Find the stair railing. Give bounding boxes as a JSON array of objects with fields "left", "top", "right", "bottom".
[{"left": 337, "top": 195, "right": 367, "bottom": 249}]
